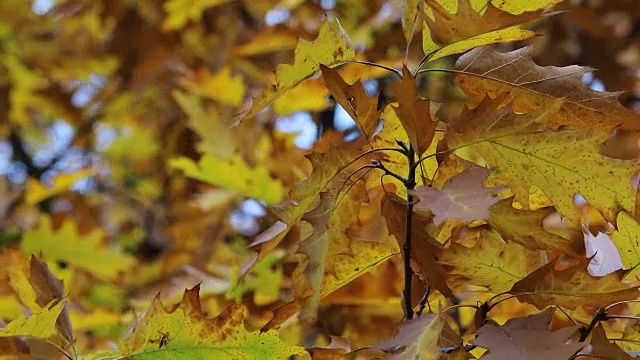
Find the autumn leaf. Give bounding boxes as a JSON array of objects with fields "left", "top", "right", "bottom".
[
  {"left": 169, "top": 154, "right": 284, "bottom": 205},
  {"left": 391, "top": 66, "right": 438, "bottom": 157},
  {"left": 438, "top": 227, "right": 545, "bottom": 293},
  {"left": 245, "top": 139, "right": 359, "bottom": 272},
  {"left": 420, "top": 0, "right": 555, "bottom": 58},
  {"left": 25, "top": 168, "right": 94, "bottom": 205},
  {"left": 119, "top": 285, "right": 306, "bottom": 359},
  {"left": 454, "top": 46, "right": 640, "bottom": 130},
  {"left": 0, "top": 299, "right": 65, "bottom": 340},
  {"left": 488, "top": 198, "right": 585, "bottom": 257},
  {"left": 447, "top": 97, "right": 640, "bottom": 223},
  {"left": 423, "top": 0, "right": 554, "bottom": 45},
  {"left": 426, "top": 26, "right": 537, "bottom": 62},
  {"left": 589, "top": 323, "right": 633, "bottom": 360},
  {"left": 320, "top": 64, "right": 379, "bottom": 139},
  {"left": 27, "top": 256, "right": 73, "bottom": 344},
  {"left": 21, "top": 216, "right": 135, "bottom": 280},
  {"left": 471, "top": 308, "right": 583, "bottom": 359},
  {"left": 381, "top": 193, "right": 453, "bottom": 298},
  {"left": 414, "top": 166, "right": 504, "bottom": 226},
  {"left": 610, "top": 211, "right": 640, "bottom": 280},
  {"left": 371, "top": 313, "right": 443, "bottom": 359},
  {"left": 244, "top": 20, "right": 356, "bottom": 120},
  {"left": 162, "top": 0, "right": 232, "bottom": 31},
  {"left": 178, "top": 66, "right": 245, "bottom": 106},
  {"left": 402, "top": 0, "right": 423, "bottom": 44},
  {"left": 294, "top": 183, "right": 396, "bottom": 322},
  {"left": 510, "top": 259, "right": 640, "bottom": 310}
]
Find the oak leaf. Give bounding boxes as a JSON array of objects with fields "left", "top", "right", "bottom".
[
  {"left": 510, "top": 259, "right": 639, "bottom": 310},
  {"left": 120, "top": 285, "right": 306, "bottom": 359},
  {"left": 454, "top": 46, "right": 640, "bottom": 130},
  {"left": 178, "top": 66, "right": 245, "bottom": 106},
  {"left": 0, "top": 299, "right": 65, "bottom": 340},
  {"left": 610, "top": 211, "right": 640, "bottom": 280},
  {"left": 169, "top": 154, "right": 284, "bottom": 205},
  {"left": 381, "top": 193, "right": 453, "bottom": 297},
  {"left": 21, "top": 216, "right": 135, "bottom": 280},
  {"left": 27, "top": 256, "right": 73, "bottom": 344},
  {"left": 391, "top": 66, "right": 438, "bottom": 157},
  {"left": 420, "top": 0, "right": 555, "bottom": 58},
  {"left": 488, "top": 198, "right": 585, "bottom": 257},
  {"left": 448, "top": 97, "right": 640, "bottom": 223},
  {"left": 371, "top": 313, "right": 443, "bottom": 360},
  {"left": 320, "top": 64, "right": 379, "bottom": 139},
  {"left": 244, "top": 20, "right": 355, "bottom": 120},
  {"left": 438, "top": 227, "right": 545, "bottom": 293},
  {"left": 590, "top": 323, "right": 633, "bottom": 360},
  {"left": 162, "top": 0, "right": 232, "bottom": 31},
  {"left": 471, "top": 308, "right": 583, "bottom": 359},
  {"left": 414, "top": 166, "right": 504, "bottom": 226}
]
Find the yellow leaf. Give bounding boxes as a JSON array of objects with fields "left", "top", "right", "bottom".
[
  {"left": 438, "top": 228, "right": 545, "bottom": 292},
  {"left": 245, "top": 20, "right": 356, "bottom": 119},
  {"left": 511, "top": 259, "right": 639, "bottom": 310},
  {"left": 274, "top": 79, "right": 330, "bottom": 115},
  {"left": 448, "top": 98, "right": 640, "bottom": 223},
  {"left": 179, "top": 66, "right": 245, "bottom": 106},
  {"left": 402, "top": 0, "right": 424, "bottom": 44},
  {"left": 169, "top": 154, "right": 284, "bottom": 205},
  {"left": 120, "top": 286, "right": 306, "bottom": 359},
  {"left": 427, "top": 26, "right": 536, "bottom": 61},
  {"left": 610, "top": 212, "right": 640, "bottom": 280},
  {"left": 0, "top": 300, "right": 65, "bottom": 340},
  {"left": 162, "top": 0, "right": 233, "bottom": 31},
  {"left": 106, "top": 126, "right": 158, "bottom": 160},
  {"left": 172, "top": 90, "right": 236, "bottom": 159},
  {"left": 25, "top": 169, "right": 94, "bottom": 205},
  {"left": 231, "top": 30, "right": 298, "bottom": 57},
  {"left": 21, "top": 216, "right": 135, "bottom": 280}
]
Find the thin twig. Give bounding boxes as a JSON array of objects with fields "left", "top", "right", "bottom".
[
  {"left": 402, "top": 145, "right": 417, "bottom": 320},
  {"left": 416, "top": 285, "right": 431, "bottom": 316}
]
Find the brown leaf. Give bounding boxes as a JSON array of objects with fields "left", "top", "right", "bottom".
[
  {"left": 471, "top": 308, "right": 583, "bottom": 359},
  {"left": 371, "top": 313, "right": 443, "bottom": 359},
  {"left": 320, "top": 64, "right": 379, "bottom": 139},
  {"left": 488, "top": 198, "right": 585, "bottom": 257},
  {"left": 27, "top": 256, "right": 73, "bottom": 344},
  {"left": 424, "top": 0, "right": 552, "bottom": 45},
  {"left": 454, "top": 46, "right": 640, "bottom": 130},
  {"left": 414, "top": 167, "right": 504, "bottom": 226},
  {"left": 510, "top": 259, "right": 639, "bottom": 310},
  {"left": 381, "top": 193, "right": 453, "bottom": 297},
  {"left": 307, "top": 336, "right": 351, "bottom": 360},
  {"left": 391, "top": 65, "right": 437, "bottom": 157},
  {"left": 590, "top": 323, "right": 633, "bottom": 360}
]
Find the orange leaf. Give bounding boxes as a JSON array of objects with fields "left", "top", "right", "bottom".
[{"left": 391, "top": 65, "right": 438, "bottom": 157}]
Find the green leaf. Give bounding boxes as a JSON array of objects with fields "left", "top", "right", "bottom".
[
  {"left": 0, "top": 300, "right": 65, "bottom": 340},
  {"left": 169, "top": 154, "right": 284, "bottom": 205}
]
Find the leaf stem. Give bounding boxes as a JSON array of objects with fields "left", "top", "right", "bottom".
[
  {"left": 403, "top": 145, "right": 417, "bottom": 320},
  {"left": 340, "top": 60, "right": 403, "bottom": 79}
]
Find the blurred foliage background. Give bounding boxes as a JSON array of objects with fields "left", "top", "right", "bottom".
[{"left": 1, "top": 0, "right": 640, "bottom": 357}]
